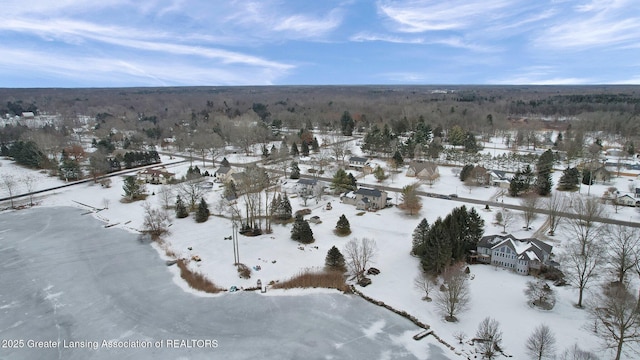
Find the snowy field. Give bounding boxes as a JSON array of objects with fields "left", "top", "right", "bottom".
[{"left": 2, "top": 141, "right": 640, "bottom": 358}]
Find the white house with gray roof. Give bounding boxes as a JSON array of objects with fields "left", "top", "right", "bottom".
[
  {"left": 476, "top": 234, "right": 553, "bottom": 275},
  {"left": 340, "top": 187, "right": 389, "bottom": 211}
]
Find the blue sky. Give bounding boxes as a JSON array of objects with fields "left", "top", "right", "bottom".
[{"left": 1, "top": 0, "right": 639, "bottom": 87}]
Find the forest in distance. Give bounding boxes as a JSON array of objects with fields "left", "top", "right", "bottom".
[{"left": 1, "top": 85, "right": 639, "bottom": 150}]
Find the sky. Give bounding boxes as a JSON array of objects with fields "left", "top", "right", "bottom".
[{"left": 1, "top": 0, "right": 639, "bottom": 87}]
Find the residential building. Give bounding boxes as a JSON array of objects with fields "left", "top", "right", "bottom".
[
  {"left": 476, "top": 234, "right": 553, "bottom": 275},
  {"left": 214, "top": 166, "right": 234, "bottom": 183},
  {"left": 348, "top": 156, "right": 369, "bottom": 170},
  {"left": 136, "top": 166, "right": 175, "bottom": 185},
  {"left": 406, "top": 161, "right": 438, "bottom": 180},
  {"left": 341, "top": 187, "right": 389, "bottom": 211}
]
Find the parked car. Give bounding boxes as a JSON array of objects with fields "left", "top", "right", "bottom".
[
  {"left": 448, "top": 194, "right": 458, "bottom": 198},
  {"left": 367, "top": 267, "right": 380, "bottom": 275},
  {"left": 358, "top": 277, "right": 372, "bottom": 287}
]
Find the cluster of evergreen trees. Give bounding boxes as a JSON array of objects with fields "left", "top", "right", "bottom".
[
  {"left": 291, "top": 215, "right": 314, "bottom": 244},
  {"left": 509, "top": 149, "right": 555, "bottom": 196},
  {"left": 122, "top": 150, "right": 160, "bottom": 169},
  {"left": 2, "top": 140, "right": 46, "bottom": 168},
  {"left": 412, "top": 206, "right": 484, "bottom": 274},
  {"left": 270, "top": 193, "right": 292, "bottom": 221},
  {"left": 331, "top": 168, "right": 357, "bottom": 193}
]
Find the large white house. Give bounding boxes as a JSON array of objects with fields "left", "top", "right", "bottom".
[
  {"left": 340, "top": 187, "right": 389, "bottom": 211},
  {"left": 476, "top": 234, "right": 553, "bottom": 275}
]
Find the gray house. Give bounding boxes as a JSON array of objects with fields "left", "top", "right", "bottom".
[
  {"left": 476, "top": 234, "right": 553, "bottom": 275},
  {"left": 348, "top": 156, "right": 369, "bottom": 170},
  {"left": 296, "top": 178, "right": 318, "bottom": 197},
  {"left": 341, "top": 187, "right": 389, "bottom": 211}
]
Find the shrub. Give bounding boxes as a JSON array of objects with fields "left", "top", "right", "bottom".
[
  {"left": 272, "top": 269, "right": 348, "bottom": 292},
  {"left": 176, "top": 260, "right": 224, "bottom": 293}
]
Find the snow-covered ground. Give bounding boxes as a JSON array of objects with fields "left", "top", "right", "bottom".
[{"left": 2, "top": 143, "right": 639, "bottom": 358}]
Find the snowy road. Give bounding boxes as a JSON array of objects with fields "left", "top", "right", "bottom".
[{"left": 0, "top": 207, "right": 449, "bottom": 360}]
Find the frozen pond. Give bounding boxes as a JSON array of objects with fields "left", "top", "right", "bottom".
[{"left": 0, "top": 207, "right": 447, "bottom": 359}]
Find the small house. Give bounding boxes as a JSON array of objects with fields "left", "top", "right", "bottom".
[
  {"left": 349, "top": 156, "right": 369, "bottom": 170},
  {"left": 487, "top": 170, "right": 510, "bottom": 188},
  {"left": 616, "top": 194, "right": 638, "bottom": 207},
  {"left": 296, "top": 178, "right": 318, "bottom": 197},
  {"left": 214, "top": 166, "right": 234, "bottom": 183},
  {"left": 406, "top": 161, "right": 438, "bottom": 180},
  {"left": 137, "top": 166, "right": 175, "bottom": 185}
]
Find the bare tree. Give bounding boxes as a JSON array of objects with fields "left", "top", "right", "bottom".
[
  {"left": 414, "top": 272, "right": 436, "bottom": 301},
  {"left": 566, "top": 195, "right": 606, "bottom": 254},
  {"left": 1, "top": 174, "right": 17, "bottom": 208},
  {"left": 22, "top": 174, "right": 36, "bottom": 206},
  {"left": 343, "top": 237, "right": 377, "bottom": 281},
  {"left": 588, "top": 284, "right": 640, "bottom": 360},
  {"left": 558, "top": 344, "right": 599, "bottom": 360},
  {"left": 562, "top": 238, "right": 605, "bottom": 308},
  {"left": 526, "top": 324, "right": 557, "bottom": 360},
  {"left": 495, "top": 207, "right": 514, "bottom": 234},
  {"left": 142, "top": 202, "right": 170, "bottom": 238},
  {"left": 435, "top": 265, "right": 471, "bottom": 322},
  {"left": 606, "top": 225, "right": 640, "bottom": 284},
  {"left": 544, "top": 192, "right": 567, "bottom": 236},
  {"left": 524, "top": 280, "right": 556, "bottom": 310},
  {"left": 475, "top": 317, "right": 503, "bottom": 359},
  {"left": 520, "top": 194, "right": 539, "bottom": 230},
  {"left": 331, "top": 136, "right": 349, "bottom": 165},
  {"left": 158, "top": 185, "right": 174, "bottom": 210},
  {"left": 453, "top": 331, "right": 466, "bottom": 344},
  {"left": 177, "top": 180, "right": 206, "bottom": 211}
]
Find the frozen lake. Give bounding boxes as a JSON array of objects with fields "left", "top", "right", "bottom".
[{"left": 0, "top": 207, "right": 447, "bottom": 359}]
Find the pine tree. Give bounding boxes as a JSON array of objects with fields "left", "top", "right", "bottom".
[
  {"left": 122, "top": 176, "right": 143, "bottom": 200},
  {"left": 535, "top": 149, "right": 554, "bottom": 196},
  {"left": 301, "top": 141, "right": 309, "bottom": 156},
  {"left": 291, "top": 215, "right": 314, "bottom": 244},
  {"left": 312, "top": 137, "right": 320, "bottom": 152},
  {"left": 290, "top": 142, "right": 299, "bottom": 156},
  {"left": 392, "top": 151, "right": 404, "bottom": 167},
  {"left": 175, "top": 195, "right": 189, "bottom": 218},
  {"left": 459, "top": 164, "right": 474, "bottom": 181},
  {"left": 340, "top": 111, "right": 355, "bottom": 136},
  {"left": 325, "top": 246, "right": 346, "bottom": 272},
  {"left": 421, "top": 218, "right": 452, "bottom": 274},
  {"left": 335, "top": 214, "right": 351, "bottom": 236},
  {"left": 195, "top": 198, "right": 209, "bottom": 223},
  {"left": 290, "top": 161, "right": 300, "bottom": 179},
  {"left": 412, "top": 218, "right": 430, "bottom": 256},
  {"left": 558, "top": 167, "right": 580, "bottom": 191}
]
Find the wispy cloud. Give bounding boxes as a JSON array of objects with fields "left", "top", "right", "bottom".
[
  {"left": 534, "top": 0, "right": 640, "bottom": 49},
  {"left": 492, "top": 66, "right": 593, "bottom": 85},
  {"left": 377, "top": 0, "right": 518, "bottom": 32}
]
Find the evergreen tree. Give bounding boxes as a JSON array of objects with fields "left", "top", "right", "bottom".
[
  {"left": 195, "top": 198, "right": 210, "bottom": 223},
  {"left": 421, "top": 218, "right": 451, "bottom": 274},
  {"left": 459, "top": 164, "right": 474, "bottom": 182},
  {"left": 463, "top": 132, "right": 479, "bottom": 153},
  {"left": 558, "top": 167, "right": 580, "bottom": 191},
  {"left": 301, "top": 141, "right": 309, "bottom": 156},
  {"left": 582, "top": 170, "right": 594, "bottom": 186},
  {"left": 535, "top": 149, "right": 554, "bottom": 196},
  {"left": 311, "top": 137, "right": 320, "bottom": 152},
  {"left": 331, "top": 168, "right": 353, "bottom": 193},
  {"left": 325, "top": 246, "right": 346, "bottom": 272},
  {"left": 392, "top": 151, "right": 404, "bottom": 167},
  {"left": 335, "top": 214, "right": 351, "bottom": 235},
  {"left": 262, "top": 144, "right": 269, "bottom": 158},
  {"left": 340, "top": 111, "right": 355, "bottom": 136},
  {"left": 347, "top": 173, "right": 358, "bottom": 190},
  {"left": 412, "top": 218, "right": 430, "bottom": 256},
  {"left": 290, "top": 142, "right": 299, "bottom": 156},
  {"left": 373, "top": 166, "right": 387, "bottom": 182},
  {"left": 291, "top": 215, "right": 314, "bottom": 244},
  {"left": 270, "top": 144, "right": 278, "bottom": 157},
  {"left": 175, "top": 195, "right": 189, "bottom": 218},
  {"left": 272, "top": 193, "right": 293, "bottom": 220},
  {"left": 122, "top": 176, "right": 144, "bottom": 200},
  {"left": 290, "top": 161, "right": 300, "bottom": 179},
  {"left": 279, "top": 140, "right": 289, "bottom": 157}
]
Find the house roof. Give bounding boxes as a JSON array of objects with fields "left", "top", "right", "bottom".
[
  {"left": 479, "top": 234, "right": 552, "bottom": 261},
  {"left": 355, "top": 187, "right": 383, "bottom": 198},
  {"left": 408, "top": 161, "right": 437, "bottom": 174},
  {"left": 138, "top": 167, "right": 174, "bottom": 177},
  {"left": 297, "top": 178, "right": 317, "bottom": 186},
  {"left": 349, "top": 156, "right": 368, "bottom": 163},
  {"left": 216, "top": 166, "right": 232, "bottom": 175},
  {"left": 489, "top": 170, "right": 507, "bottom": 180}
]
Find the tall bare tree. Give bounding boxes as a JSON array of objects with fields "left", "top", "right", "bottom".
[
  {"left": 343, "top": 237, "right": 377, "bottom": 281},
  {"left": 158, "top": 185, "right": 174, "bottom": 210},
  {"left": 588, "top": 284, "right": 640, "bottom": 360},
  {"left": 414, "top": 271, "right": 436, "bottom": 301},
  {"left": 141, "top": 202, "right": 170, "bottom": 238},
  {"left": 475, "top": 317, "right": 503, "bottom": 359},
  {"left": 526, "top": 324, "right": 557, "bottom": 360},
  {"left": 435, "top": 265, "right": 471, "bottom": 322},
  {"left": 1, "top": 174, "right": 17, "bottom": 208},
  {"left": 22, "top": 174, "right": 36, "bottom": 206},
  {"left": 558, "top": 344, "right": 598, "bottom": 360},
  {"left": 562, "top": 238, "right": 605, "bottom": 308},
  {"left": 566, "top": 195, "right": 605, "bottom": 254},
  {"left": 520, "top": 194, "right": 539, "bottom": 230},
  {"left": 605, "top": 225, "right": 640, "bottom": 285},
  {"left": 544, "top": 192, "right": 567, "bottom": 236}
]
